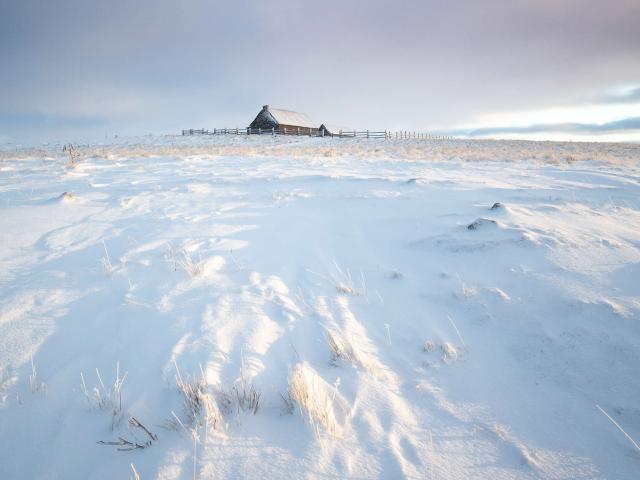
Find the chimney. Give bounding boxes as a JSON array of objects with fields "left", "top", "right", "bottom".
[{"left": 262, "top": 105, "right": 269, "bottom": 111}]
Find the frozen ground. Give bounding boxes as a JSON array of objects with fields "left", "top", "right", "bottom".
[{"left": 1, "top": 135, "right": 639, "bottom": 479}]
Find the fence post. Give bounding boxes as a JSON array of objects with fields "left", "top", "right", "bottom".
[
  {"left": 272, "top": 127, "right": 275, "bottom": 136},
  {"left": 366, "top": 130, "right": 369, "bottom": 139},
  {"left": 258, "top": 128, "right": 261, "bottom": 135}
]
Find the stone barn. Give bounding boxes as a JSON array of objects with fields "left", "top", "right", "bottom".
[{"left": 249, "top": 105, "right": 317, "bottom": 134}]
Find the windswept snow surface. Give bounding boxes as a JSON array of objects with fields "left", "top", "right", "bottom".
[{"left": 1, "top": 136, "right": 639, "bottom": 479}]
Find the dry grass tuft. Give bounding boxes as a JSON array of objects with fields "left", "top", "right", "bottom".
[
  {"left": 330, "top": 262, "right": 365, "bottom": 296},
  {"left": 325, "top": 329, "right": 360, "bottom": 367},
  {"left": 288, "top": 362, "right": 345, "bottom": 437},
  {"left": 230, "top": 372, "right": 261, "bottom": 415},
  {"left": 178, "top": 250, "right": 206, "bottom": 278},
  {"left": 422, "top": 340, "right": 437, "bottom": 353},
  {"left": 80, "top": 362, "right": 127, "bottom": 430},
  {"left": 29, "top": 355, "right": 46, "bottom": 394},
  {"left": 171, "top": 361, "right": 262, "bottom": 439},
  {"left": 97, "top": 417, "right": 159, "bottom": 453},
  {"left": 165, "top": 244, "right": 179, "bottom": 272},
  {"left": 324, "top": 326, "right": 383, "bottom": 373},
  {"left": 440, "top": 342, "right": 458, "bottom": 363},
  {"left": 174, "top": 362, "right": 221, "bottom": 431},
  {"left": 63, "top": 144, "right": 81, "bottom": 168},
  {"left": 280, "top": 392, "right": 295, "bottom": 415},
  {"left": 100, "top": 241, "right": 116, "bottom": 276}
]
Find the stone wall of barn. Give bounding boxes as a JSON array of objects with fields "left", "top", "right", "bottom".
[{"left": 248, "top": 109, "right": 278, "bottom": 130}]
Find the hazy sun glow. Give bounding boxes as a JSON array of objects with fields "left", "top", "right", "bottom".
[
  {"left": 454, "top": 85, "right": 640, "bottom": 141},
  {"left": 473, "top": 103, "right": 639, "bottom": 129}
]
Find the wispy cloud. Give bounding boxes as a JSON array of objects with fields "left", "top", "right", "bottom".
[
  {"left": 594, "top": 86, "right": 640, "bottom": 105},
  {"left": 453, "top": 117, "right": 640, "bottom": 137}
]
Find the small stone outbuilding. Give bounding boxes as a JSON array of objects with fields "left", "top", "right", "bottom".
[{"left": 319, "top": 124, "right": 353, "bottom": 137}]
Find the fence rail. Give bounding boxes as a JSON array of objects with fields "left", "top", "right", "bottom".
[{"left": 181, "top": 128, "right": 454, "bottom": 140}]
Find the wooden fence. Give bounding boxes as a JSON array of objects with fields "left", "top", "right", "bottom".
[
  {"left": 392, "top": 131, "right": 454, "bottom": 140},
  {"left": 181, "top": 128, "right": 453, "bottom": 140}
]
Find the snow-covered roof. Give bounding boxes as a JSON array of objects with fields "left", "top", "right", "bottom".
[{"left": 266, "top": 107, "right": 316, "bottom": 128}]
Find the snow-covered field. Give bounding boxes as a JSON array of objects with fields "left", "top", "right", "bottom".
[{"left": 1, "top": 136, "right": 639, "bottom": 479}]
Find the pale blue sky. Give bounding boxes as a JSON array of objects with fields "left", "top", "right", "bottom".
[{"left": 1, "top": 0, "right": 639, "bottom": 142}]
